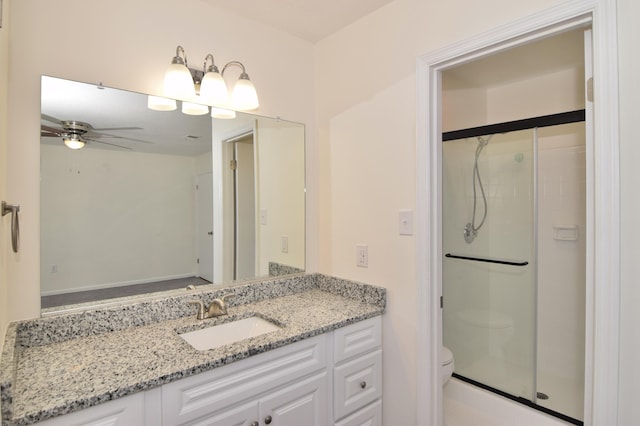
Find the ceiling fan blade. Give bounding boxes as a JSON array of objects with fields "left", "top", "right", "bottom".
[
  {"left": 92, "top": 126, "right": 143, "bottom": 131},
  {"left": 41, "top": 114, "right": 63, "bottom": 125},
  {"left": 41, "top": 131, "right": 60, "bottom": 137},
  {"left": 90, "top": 132, "right": 155, "bottom": 144},
  {"left": 86, "top": 138, "right": 133, "bottom": 150},
  {"left": 41, "top": 125, "right": 63, "bottom": 136}
]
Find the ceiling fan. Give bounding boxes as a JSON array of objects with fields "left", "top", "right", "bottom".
[{"left": 40, "top": 114, "right": 154, "bottom": 150}]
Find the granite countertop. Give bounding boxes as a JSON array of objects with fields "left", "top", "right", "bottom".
[{"left": 0, "top": 274, "right": 385, "bottom": 425}]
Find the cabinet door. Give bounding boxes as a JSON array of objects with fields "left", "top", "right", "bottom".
[
  {"left": 259, "top": 372, "right": 328, "bottom": 426},
  {"left": 184, "top": 400, "right": 259, "bottom": 426},
  {"left": 35, "top": 393, "right": 145, "bottom": 426}
]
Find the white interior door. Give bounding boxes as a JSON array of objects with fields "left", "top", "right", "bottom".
[{"left": 196, "top": 172, "right": 214, "bottom": 282}]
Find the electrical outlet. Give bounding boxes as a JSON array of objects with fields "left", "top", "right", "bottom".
[
  {"left": 281, "top": 236, "right": 289, "bottom": 253},
  {"left": 356, "top": 244, "right": 368, "bottom": 268}
]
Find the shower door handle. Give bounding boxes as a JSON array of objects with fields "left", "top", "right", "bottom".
[
  {"left": 445, "top": 253, "right": 528, "bottom": 266},
  {"left": 2, "top": 201, "right": 20, "bottom": 253}
]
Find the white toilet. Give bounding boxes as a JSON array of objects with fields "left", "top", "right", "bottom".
[{"left": 441, "top": 346, "right": 455, "bottom": 385}]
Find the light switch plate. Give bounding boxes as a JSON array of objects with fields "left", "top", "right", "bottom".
[
  {"left": 356, "top": 244, "right": 368, "bottom": 268},
  {"left": 399, "top": 210, "right": 414, "bottom": 236}
]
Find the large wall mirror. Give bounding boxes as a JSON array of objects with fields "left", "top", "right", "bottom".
[{"left": 40, "top": 76, "right": 305, "bottom": 312}]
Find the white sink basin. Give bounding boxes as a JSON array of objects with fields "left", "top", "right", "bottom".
[{"left": 179, "top": 316, "right": 281, "bottom": 351}]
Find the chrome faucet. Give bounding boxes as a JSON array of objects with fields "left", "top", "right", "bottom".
[{"left": 189, "top": 294, "right": 235, "bottom": 320}]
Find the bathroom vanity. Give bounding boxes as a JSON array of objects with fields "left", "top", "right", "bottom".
[{"left": 0, "top": 274, "right": 385, "bottom": 425}]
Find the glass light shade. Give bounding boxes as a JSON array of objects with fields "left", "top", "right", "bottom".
[
  {"left": 164, "top": 63, "right": 195, "bottom": 99},
  {"left": 147, "top": 95, "right": 177, "bottom": 111},
  {"left": 181, "top": 101, "right": 209, "bottom": 116},
  {"left": 200, "top": 71, "right": 229, "bottom": 105},
  {"left": 231, "top": 78, "right": 259, "bottom": 111},
  {"left": 211, "top": 107, "right": 236, "bottom": 119},
  {"left": 63, "top": 136, "right": 85, "bottom": 150}
]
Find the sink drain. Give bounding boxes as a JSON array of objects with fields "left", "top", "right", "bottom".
[{"left": 537, "top": 392, "right": 549, "bottom": 400}]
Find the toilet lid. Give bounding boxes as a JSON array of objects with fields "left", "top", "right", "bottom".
[{"left": 441, "top": 347, "right": 454, "bottom": 366}]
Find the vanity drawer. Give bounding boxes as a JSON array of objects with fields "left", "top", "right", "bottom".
[
  {"left": 333, "top": 316, "right": 382, "bottom": 363},
  {"left": 333, "top": 349, "right": 382, "bottom": 420},
  {"left": 335, "top": 399, "right": 382, "bottom": 426}
]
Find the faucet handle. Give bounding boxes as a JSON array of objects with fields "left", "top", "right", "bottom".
[
  {"left": 189, "top": 300, "right": 206, "bottom": 320},
  {"left": 220, "top": 293, "right": 235, "bottom": 305}
]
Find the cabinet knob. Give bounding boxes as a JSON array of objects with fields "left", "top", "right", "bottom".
[
  {"left": 250, "top": 422, "right": 258, "bottom": 426},
  {"left": 264, "top": 415, "right": 273, "bottom": 424},
  {"left": 360, "top": 381, "right": 367, "bottom": 389}
]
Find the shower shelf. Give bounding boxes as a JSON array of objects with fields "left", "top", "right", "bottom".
[{"left": 445, "top": 253, "right": 528, "bottom": 266}]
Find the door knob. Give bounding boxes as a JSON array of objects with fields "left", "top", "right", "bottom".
[{"left": 264, "top": 415, "right": 272, "bottom": 424}]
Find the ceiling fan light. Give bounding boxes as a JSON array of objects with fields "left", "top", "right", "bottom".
[
  {"left": 164, "top": 63, "right": 195, "bottom": 99},
  {"left": 63, "top": 135, "right": 86, "bottom": 150},
  {"left": 181, "top": 101, "right": 209, "bottom": 116},
  {"left": 211, "top": 107, "right": 236, "bottom": 119},
  {"left": 231, "top": 76, "right": 259, "bottom": 111},
  {"left": 200, "top": 71, "right": 229, "bottom": 106},
  {"left": 147, "top": 95, "right": 177, "bottom": 111}
]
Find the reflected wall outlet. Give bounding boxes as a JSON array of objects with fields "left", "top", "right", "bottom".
[{"left": 356, "top": 244, "right": 368, "bottom": 268}]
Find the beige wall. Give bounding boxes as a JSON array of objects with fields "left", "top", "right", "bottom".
[
  {"left": 5, "top": 0, "right": 315, "bottom": 321},
  {"left": 616, "top": 0, "right": 640, "bottom": 423},
  {"left": 0, "top": 0, "right": 10, "bottom": 352},
  {"left": 2, "top": 0, "right": 639, "bottom": 424},
  {"left": 315, "top": 0, "right": 638, "bottom": 424}
]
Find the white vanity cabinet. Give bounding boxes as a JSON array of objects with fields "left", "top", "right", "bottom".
[
  {"left": 162, "top": 334, "right": 328, "bottom": 426},
  {"left": 33, "top": 316, "right": 382, "bottom": 426},
  {"left": 35, "top": 392, "right": 147, "bottom": 426},
  {"left": 332, "top": 316, "right": 383, "bottom": 426}
]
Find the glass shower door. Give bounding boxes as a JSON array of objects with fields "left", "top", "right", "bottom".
[{"left": 442, "top": 129, "right": 536, "bottom": 400}]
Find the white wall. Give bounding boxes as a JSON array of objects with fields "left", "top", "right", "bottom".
[
  {"left": 256, "top": 118, "right": 305, "bottom": 275},
  {"left": 616, "top": 0, "right": 640, "bottom": 423},
  {"left": 315, "top": 1, "right": 561, "bottom": 424},
  {"left": 314, "top": 0, "right": 640, "bottom": 424},
  {"left": 4, "top": 0, "right": 315, "bottom": 320},
  {"left": 0, "top": 0, "right": 11, "bottom": 352},
  {"left": 40, "top": 145, "right": 199, "bottom": 294}
]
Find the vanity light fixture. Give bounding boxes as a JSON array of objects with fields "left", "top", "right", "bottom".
[
  {"left": 149, "top": 46, "right": 259, "bottom": 117},
  {"left": 163, "top": 45, "right": 195, "bottom": 99}
]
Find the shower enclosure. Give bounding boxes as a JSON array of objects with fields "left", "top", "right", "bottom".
[{"left": 442, "top": 115, "right": 586, "bottom": 423}]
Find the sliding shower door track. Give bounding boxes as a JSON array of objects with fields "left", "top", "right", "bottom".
[
  {"left": 451, "top": 373, "right": 583, "bottom": 425},
  {"left": 442, "top": 109, "right": 585, "bottom": 141}
]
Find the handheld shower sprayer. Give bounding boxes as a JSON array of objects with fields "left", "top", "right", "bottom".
[{"left": 464, "top": 135, "right": 491, "bottom": 244}]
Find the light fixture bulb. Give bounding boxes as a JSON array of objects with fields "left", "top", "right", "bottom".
[
  {"left": 181, "top": 101, "right": 209, "bottom": 115},
  {"left": 231, "top": 76, "right": 259, "bottom": 111},
  {"left": 63, "top": 134, "right": 86, "bottom": 150},
  {"left": 147, "top": 95, "right": 177, "bottom": 111},
  {"left": 211, "top": 107, "right": 236, "bottom": 119},
  {"left": 164, "top": 63, "right": 195, "bottom": 99},
  {"left": 200, "top": 70, "right": 229, "bottom": 106}
]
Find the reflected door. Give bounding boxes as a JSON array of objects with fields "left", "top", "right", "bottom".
[
  {"left": 234, "top": 137, "right": 256, "bottom": 280},
  {"left": 196, "top": 172, "right": 214, "bottom": 282}
]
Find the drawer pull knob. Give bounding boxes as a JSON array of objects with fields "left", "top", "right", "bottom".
[
  {"left": 251, "top": 422, "right": 259, "bottom": 426},
  {"left": 360, "top": 381, "right": 367, "bottom": 389},
  {"left": 265, "top": 415, "right": 273, "bottom": 424}
]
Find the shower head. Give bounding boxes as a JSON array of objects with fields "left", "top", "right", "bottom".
[{"left": 477, "top": 135, "right": 492, "bottom": 146}]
